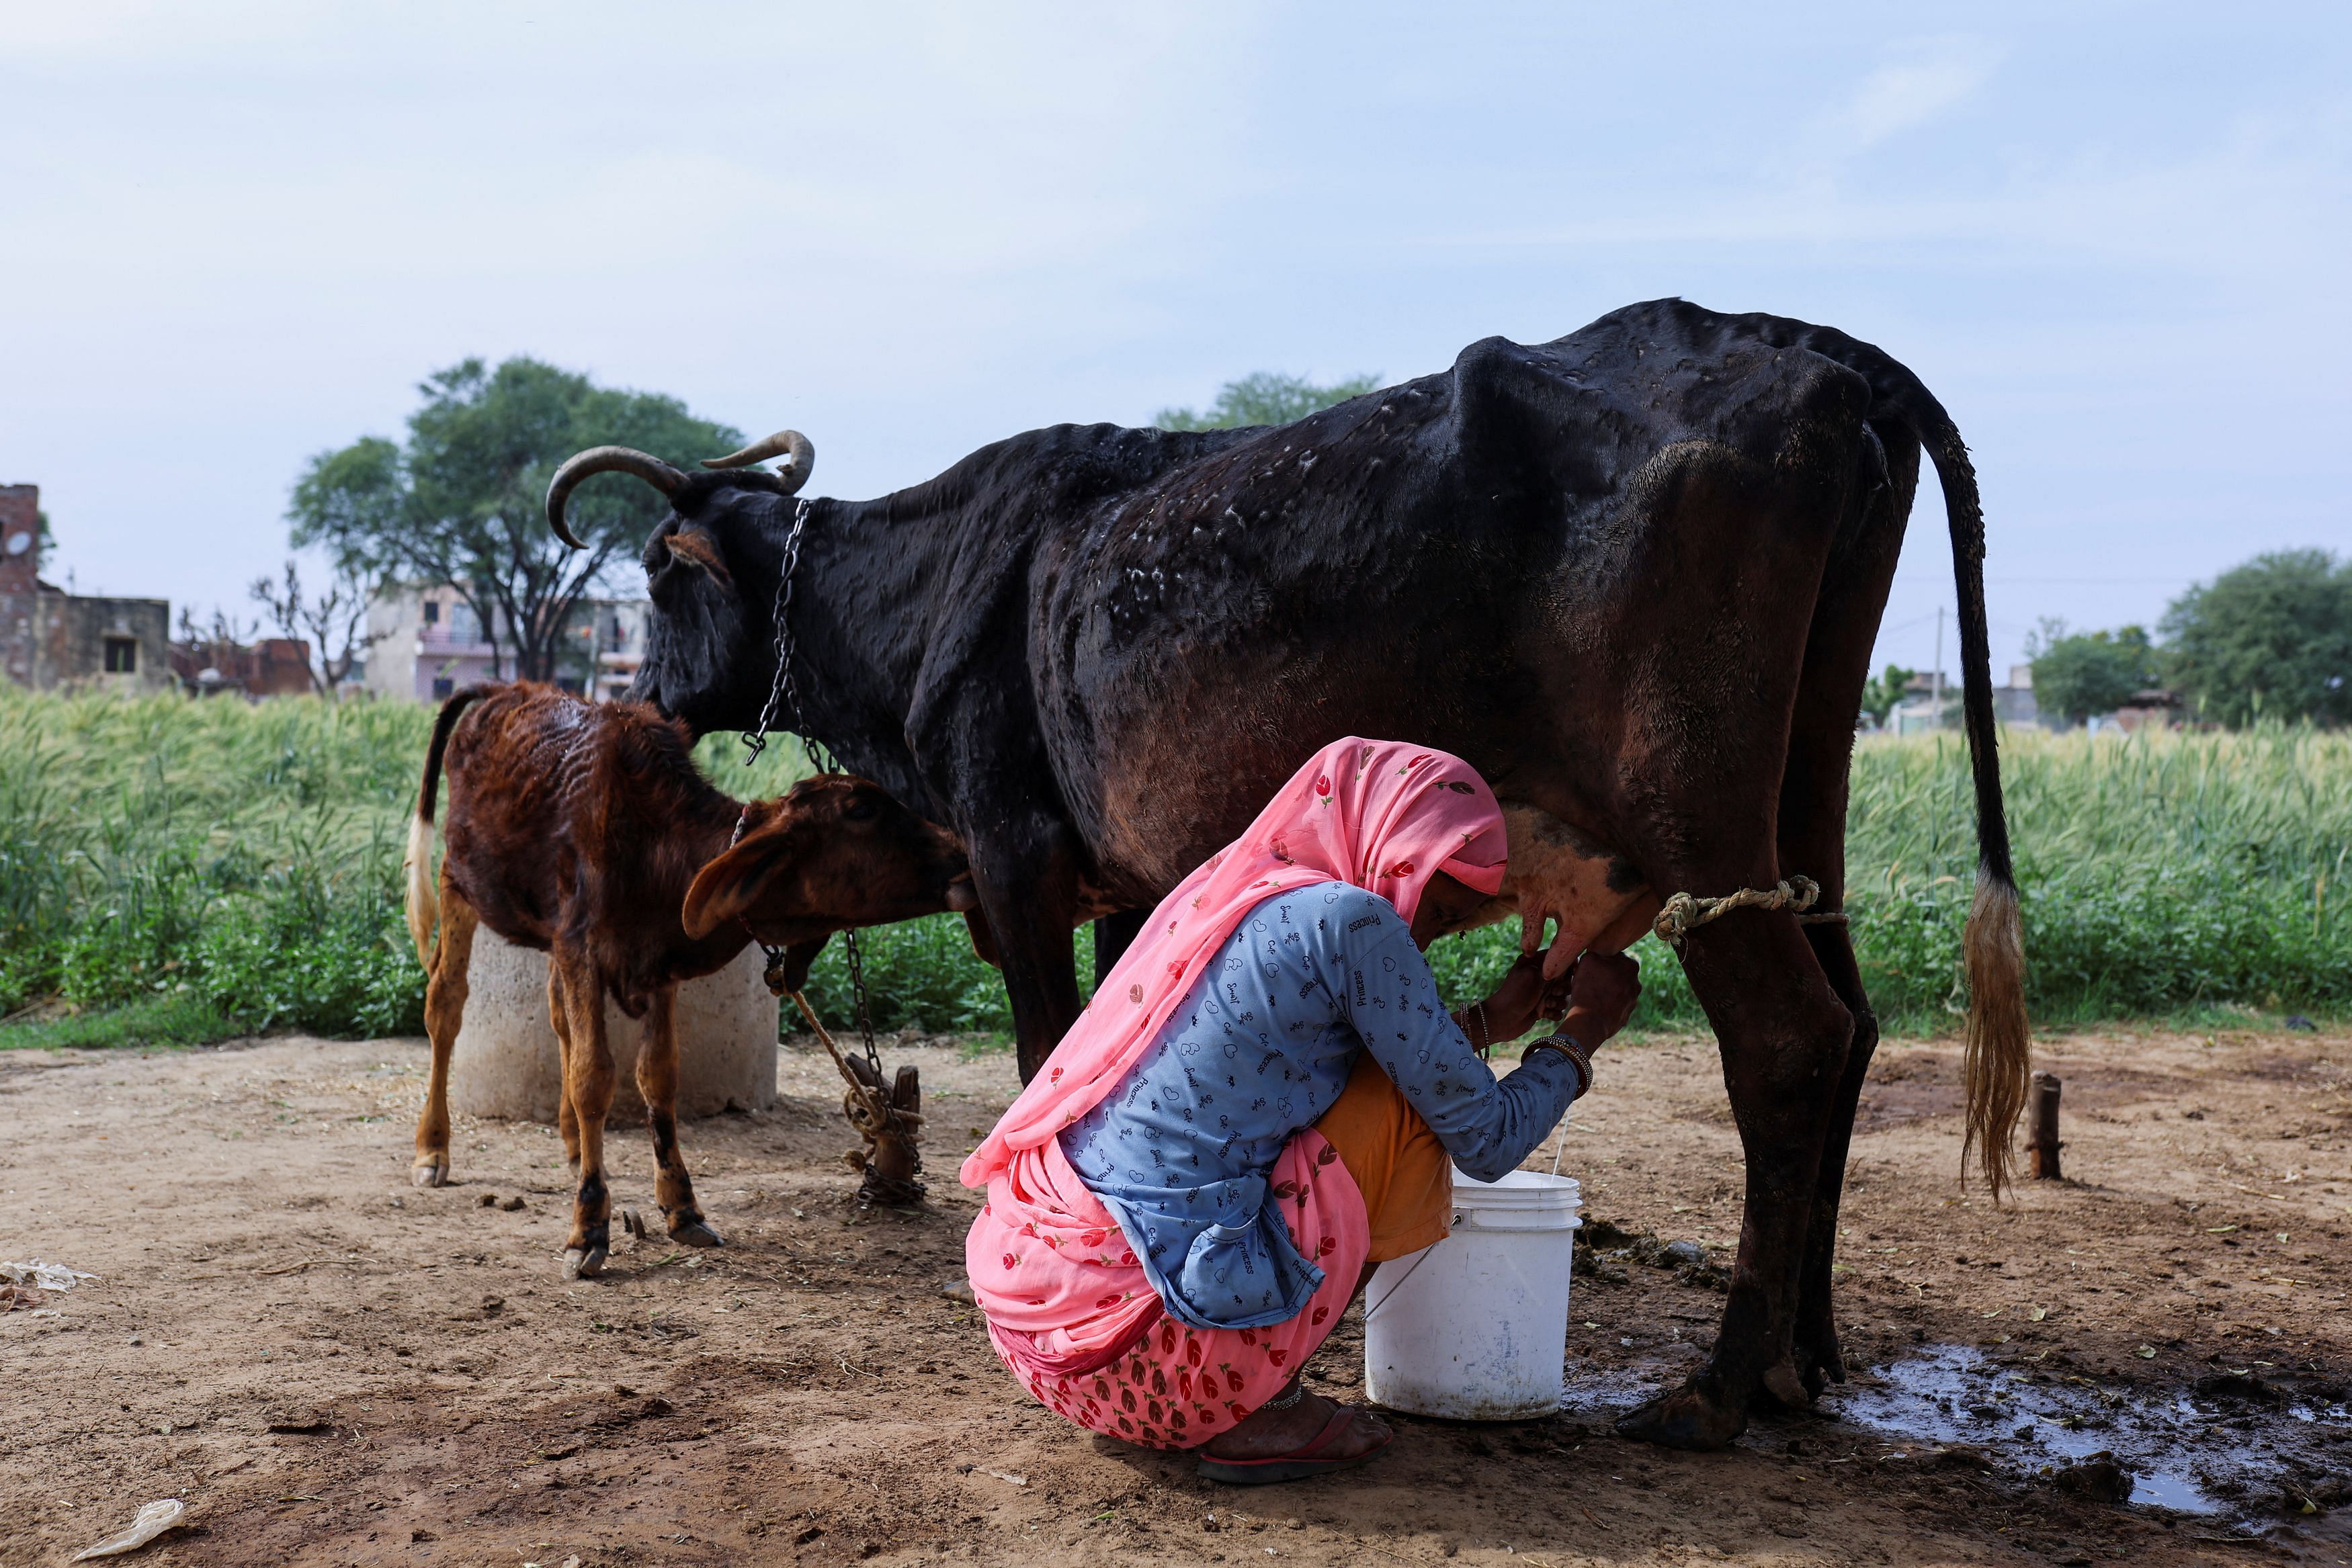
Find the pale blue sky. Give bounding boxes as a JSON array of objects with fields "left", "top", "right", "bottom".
[{"left": 5, "top": 2, "right": 2346, "bottom": 680}]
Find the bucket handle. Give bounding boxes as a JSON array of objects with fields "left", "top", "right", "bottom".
[
  {"left": 1361, "top": 1240, "right": 1444, "bottom": 1323},
  {"left": 1456, "top": 1209, "right": 1581, "bottom": 1232}
]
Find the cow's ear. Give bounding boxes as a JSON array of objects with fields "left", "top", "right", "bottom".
[{"left": 681, "top": 815, "right": 806, "bottom": 939}]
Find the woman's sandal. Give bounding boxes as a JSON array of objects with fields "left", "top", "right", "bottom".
[{"left": 1195, "top": 1405, "right": 1392, "bottom": 1485}]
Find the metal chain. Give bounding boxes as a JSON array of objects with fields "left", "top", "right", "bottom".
[
  {"left": 728, "top": 494, "right": 903, "bottom": 1160},
  {"left": 840, "top": 919, "right": 885, "bottom": 1086},
  {"left": 726, "top": 499, "right": 811, "bottom": 851}
]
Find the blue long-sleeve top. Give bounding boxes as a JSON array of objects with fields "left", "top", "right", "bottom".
[{"left": 1058, "top": 884, "right": 1581, "bottom": 1332}]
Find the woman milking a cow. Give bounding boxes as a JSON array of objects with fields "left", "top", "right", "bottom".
[{"left": 960, "top": 738, "right": 1640, "bottom": 1482}]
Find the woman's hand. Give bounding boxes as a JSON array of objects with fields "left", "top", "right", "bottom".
[
  {"left": 1558, "top": 951, "right": 1640, "bottom": 1047},
  {"left": 1456, "top": 953, "right": 1551, "bottom": 1051},
  {"left": 1458, "top": 949, "right": 1642, "bottom": 1053}
]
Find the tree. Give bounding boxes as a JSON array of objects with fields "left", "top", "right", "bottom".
[
  {"left": 1858, "top": 663, "right": 1917, "bottom": 728},
  {"left": 250, "top": 558, "right": 380, "bottom": 698},
  {"left": 2027, "top": 617, "right": 2158, "bottom": 727},
  {"left": 288, "top": 357, "right": 741, "bottom": 683},
  {"left": 1154, "top": 371, "right": 1380, "bottom": 431},
  {"left": 2159, "top": 549, "right": 2352, "bottom": 727},
  {"left": 176, "top": 605, "right": 259, "bottom": 652}
]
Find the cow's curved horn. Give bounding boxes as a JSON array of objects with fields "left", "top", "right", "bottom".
[
  {"left": 544, "top": 447, "right": 687, "bottom": 550},
  {"left": 701, "top": 429, "right": 814, "bottom": 494}
]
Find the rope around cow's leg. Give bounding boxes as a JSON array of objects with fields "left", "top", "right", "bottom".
[{"left": 1652, "top": 875, "right": 1846, "bottom": 952}]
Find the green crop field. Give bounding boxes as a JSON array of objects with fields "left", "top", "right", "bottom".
[{"left": 0, "top": 686, "right": 2343, "bottom": 1051}]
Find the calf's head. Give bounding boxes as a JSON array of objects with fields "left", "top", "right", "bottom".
[
  {"left": 679, "top": 775, "right": 976, "bottom": 949},
  {"left": 546, "top": 429, "right": 812, "bottom": 736}
]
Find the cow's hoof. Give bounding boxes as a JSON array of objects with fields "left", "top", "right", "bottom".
[
  {"left": 670, "top": 1219, "right": 725, "bottom": 1249},
  {"left": 562, "top": 1245, "right": 608, "bottom": 1280},
  {"left": 412, "top": 1160, "right": 449, "bottom": 1188},
  {"left": 1794, "top": 1342, "right": 1843, "bottom": 1400},
  {"left": 1761, "top": 1360, "right": 1812, "bottom": 1410},
  {"left": 1615, "top": 1384, "right": 1749, "bottom": 1451},
  {"left": 1792, "top": 1304, "right": 1847, "bottom": 1395}
]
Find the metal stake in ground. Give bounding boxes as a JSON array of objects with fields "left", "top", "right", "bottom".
[
  {"left": 782, "top": 987, "right": 926, "bottom": 1210},
  {"left": 2025, "top": 1070, "right": 2064, "bottom": 1180}
]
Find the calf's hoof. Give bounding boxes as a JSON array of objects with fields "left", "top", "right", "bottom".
[
  {"left": 412, "top": 1159, "right": 449, "bottom": 1188},
  {"left": 562, "top": 1245, "right": 609, "bottom": 1280},
  {"left": 670, "top": 1219, "right": 726, "bottom": 1249},
  {"left": 1615, "top": 1382, "right": 1749, "bottom": 1451}
]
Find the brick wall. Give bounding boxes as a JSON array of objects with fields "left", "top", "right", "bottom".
[
  {"left": 0, "top": 484, "right": 41, "bottom": 687},
  {"left": 0, "top": 485, "right": 38, "bottom": 597},
  {"left": 0, "top": 484, "right": 176, "bottom": 693}
]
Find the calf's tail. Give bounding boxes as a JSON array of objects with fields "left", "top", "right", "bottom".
[{"left": 405, "top": 687, "right": 488, "bottom": 969}]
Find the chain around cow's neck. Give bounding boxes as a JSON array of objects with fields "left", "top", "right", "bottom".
[
  {"left": 735, "top": 497, "right": 829, "bottom": 793},
  {"left": 721, "top": 496, "right": 892, "bottom": 1106}
]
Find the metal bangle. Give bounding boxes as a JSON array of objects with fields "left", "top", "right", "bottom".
[{"left": 1525, "top": 1033, "right": 1593, "bottom": 1098}]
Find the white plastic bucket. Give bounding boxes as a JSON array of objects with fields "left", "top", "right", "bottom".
[{"left": 1361, "top": 1168, "right": 1581, "bottom": 1420}]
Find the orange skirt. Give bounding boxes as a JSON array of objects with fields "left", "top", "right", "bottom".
[{"left": 1314, "top": 1049, "right": 1454, "bottom": 1262}]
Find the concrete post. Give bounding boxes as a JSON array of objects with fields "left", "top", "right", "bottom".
[{"left": 448, "top": 930, "right": 778, "bottom": 1123}]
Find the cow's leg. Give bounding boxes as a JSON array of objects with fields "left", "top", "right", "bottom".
[
  {"left": 1773, "top": 724, "right": 1886, "bottom": 1394},
  {"left": 966, "top": 825, "right": 1088, "bottom": 1084},
  {"left": 552, "top": 949, "right": 617, "bottom": 1280},
  {"left": 637, "top": 985, "right": 722, "bottom": 1248},
  {"left": 1777, "top": 419, "right": 1910, "bottom": 1393},
  {"left": 1092, "top": 909, "right": 1149, "bottom": 989},
  {"left": 1791, "top": 926, "right": 1875, "bottom": 1393},
  {"left": 546, "top": 962, "right": 581, "bottom": 1178},
  {"left": 411, "top": 881, "right": 476, "bottom": 1188},
  {"left": 1615, "top": 900, "right": 1853, "bottom": 1450}
]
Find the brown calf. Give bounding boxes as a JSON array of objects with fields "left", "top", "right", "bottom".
[{"left": 403, "top": 683, "right": 974, "bottom": 1279}]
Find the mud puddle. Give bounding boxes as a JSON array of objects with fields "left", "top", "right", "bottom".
[{"left": 1825, "top": 1344, "right": 2349, "bottom": 1528}]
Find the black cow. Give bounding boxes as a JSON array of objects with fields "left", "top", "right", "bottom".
[{"left": 546, "top": 298, "right": 2028, "bottom": 1450}]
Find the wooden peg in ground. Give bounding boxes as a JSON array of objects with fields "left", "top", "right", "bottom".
[
  {"left": 2025, "top": 1070, "right": 2063, "bottom": 1180},
  {"left": 841, "top": 1055, "right": 926, "bottom": 1209},
  {"left": 782, "top": 989, "right": 927, "bottom": 1209}
]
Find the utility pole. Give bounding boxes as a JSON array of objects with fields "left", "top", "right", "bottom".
[{"left": 1931, "top": 606, "right": 1945, "bottom": 730}]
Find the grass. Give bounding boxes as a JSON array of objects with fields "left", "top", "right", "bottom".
[
  {"left": 0, "top": 689, "right": 436, "bottom": 1047},
  {"left": 1432, "top": 725, "right": 2351, "bottom": 1039},
  {"left": 0, "top": 688, "right": 830, "bottom": 1051},
  {"left": 1, "top": 687, "right": 2343, "bottom": 1051},
  {"left": 802, "top": 725, "right": 2352, "bottom": 1046}
]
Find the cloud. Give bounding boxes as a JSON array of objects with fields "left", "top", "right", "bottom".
[{"left": 1843, "top": 37, "right": 2001, "bottom": 146}]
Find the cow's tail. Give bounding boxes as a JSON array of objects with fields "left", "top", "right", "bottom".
[
  {"left": 1894, "top": 386, "right": 2029, "bottom": 1199},
  {"left": 1784, "top": 312, "right": 2033, "bottom": 1196},
  {"left": 406, "top": 687, "right": 488, "bottom": 970}
]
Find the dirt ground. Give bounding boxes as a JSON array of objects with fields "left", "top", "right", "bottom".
[{"left": 3, "top": 1023, "right": 2347, "bottom": 1568}]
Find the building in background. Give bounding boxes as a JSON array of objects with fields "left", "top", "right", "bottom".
[
  {"left": 581, "top": 597, "right": 648, "bottom": 702},
  {"left": 1885, "top": 666, "right": 2042, "bottom": 735},
  {"left": 1993, "top": 664, "right": 2040, "bottom": 727},
  {"left": 2099, "top": 689, "right": 2183, "bottom": 734},
  {"left": 0, "top": 484, "right": 171, "bottom": 693},
  {"left": 362, "top": 584, "right": 648, "bottom": 701},
  {"left": 167, "top": 633, "right": 315, "bottom": 698}
]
